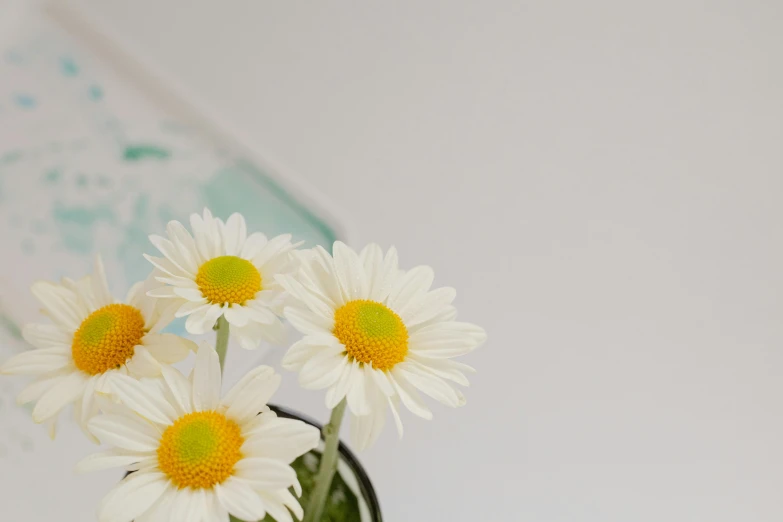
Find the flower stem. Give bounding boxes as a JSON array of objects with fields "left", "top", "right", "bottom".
[
  {"left": 214, "top": 315, "right": 230, "bottom": 374},
  {"left": 304, "top": 399, "right": 348, "bottom": 522}
]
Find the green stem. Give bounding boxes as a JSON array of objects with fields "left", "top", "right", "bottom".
[
  {"left": 214, "top": 315, "right": 230, "bottom": 374},
  {"left": 303, "top": 399, "right": 348, "bottom": 522}
]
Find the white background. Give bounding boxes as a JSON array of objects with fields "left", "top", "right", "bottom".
[{"left": 11, "top": 1, "right": 783, "bottom": 520}]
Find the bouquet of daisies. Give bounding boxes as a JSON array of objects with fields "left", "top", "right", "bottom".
[{"left": 2, "top": 209, "right": 486, "bottom": 522}]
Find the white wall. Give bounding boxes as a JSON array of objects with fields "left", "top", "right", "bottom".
[{"left": 53, "top": 1, "right": 783, "bottom": 520}]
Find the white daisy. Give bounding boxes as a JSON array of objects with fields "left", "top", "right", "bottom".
[
  {"left": 0, "top": 257, "right": 194, "bottom": 438},
  {"left": 278, "top": 242, "right": 486, "bottom": 450},
  {"left": 145, "top": 209, "right": 299, "bottom": 350},
  {"left": 77, "top": 344, "right": 320, "bottom": 522}
]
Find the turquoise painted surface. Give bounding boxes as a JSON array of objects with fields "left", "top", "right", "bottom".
[
  {"left": 59, "top": 56, "right": 79, "bottom": 77},
  {"left": 123, "top": 145, "right": 170, "bottom": 161}
]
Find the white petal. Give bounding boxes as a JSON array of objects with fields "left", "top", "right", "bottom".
[
  {"left": 389, "top": 370, "right": 432, "bottom": 420},
  {"left": 324, "top": 359, "right": 355, "bottom": 409},
  {"left": 149, "top": 234, "right": 194, "bottom": 277},
  {"left": 136, "top": 295, "right": 160, "bottom": 330},
  {"left": 221, "top": 365, "right": 276, "bottom": 407},
  {"left": 155, "top": 275, "right": 199, "bottom": 291},
  {"left": 31, "top": 371, "right": 86, "bottom": 423},
  {"left": 125, "top": 346, "right": 162, "bottom": 378},
  {"left": 223, "top": 367, "right": 281, "bottom": 423},
  {"left": 190, "top": 210, "right": 219, "bottom": 261},
  {"left": 245, "top": 300, "right": 280, "bottom": 324},
  {"left": 233, "top": 318, "right": 280, "bottom": 348},
  {"left": 77, "top": 376, "right": 99, "bottom": 430},
  {"left": 126, "top": 280, "right": 147, "bottom": 309},
  {"left": 44, "top": 416, "right": 59, "bottom": 440},
  {"left": 232, "top": 326, "right": 263, "bottom": 350},
  {"left": 110, "top": 374, "right": 178, "bottom": 424},
  {"left": 276, "top": 274, "right": 335, "bottom": 319},
  {"left": 409, "top": 321, "right": 486, "bottom": 357},
  {"left": 203, "top": 304, "right": 225, "bottom": 329},
  {"left": 186, "top": 304, "right": 223, "bottom": 335},
  {"left": 412, "top": 304, "right": 458, "bottom": 329},
  {"left": 207, "top": 492, "right": 230, "bottom": 522},
  {"left": 350, "top": 404, "right": 385, "bottom": 451},
  {"left": 75, "top": 451, "right": 145, "bottom": 474},
  {"left": 332, "top": 241, "right": 368, "bottom": 301},
  {"left": 406, "top": 355, "right": 473, "bottom": 387},
  {"left": 240, "top": 232, "right": 268, "bottom": 259},
  {"left": 184, "top": 305, "right": 211, "bottom": 334},
  {"left": 359, "top": 244, "right": 383, "bottom": 278},
  {"left": 98, "top": 471, "right": 168, "bottom": 522},
  {"left": 281, "top": 335, "right": 337, "bottom": 371},
  {"left": 359, "top": 243, "right": 385, "bottom": 301},
  {"left": 30, "top": 281, "right": 83, "bottom": 331},
  {"left": 166, "top": 220, "right": 201, "bottom": 273},
  {"left": 386, "top": 265, "right": 434, "bottom": 312},
  {"left": 346, "top": 362, "right": 372, "bottom": 416},
  {"left": 256, "top": 318, "right": 288, "bottom": 346},
  {"left": 408, "top": 333, "right": 477, "bottom": 356},
  {"left": 142, "top": 333, "right": 195, "bottom": 364},
  {"left": 146, "top": 286, "right": 180, "bottom": 299},
  {"left": 1, "top": 347, "right": 71, "bottom": 375},
  {"left": 409, "top": 323, "right": 485, "bottom": 357},
  {"left": 179, "top": 488, "right": 208, "bottom": 522},
  {"left": 242, "top": 418, "right": 320, "bottom": 463},
  {"left": 143, "top": 254, "right": 186, "bottom": 280},
  {"left": 22, "top": 323, "right": 69, "bottom": 349},
  {"left": 224, "top": 305, "right": 250, "bottom": 327},
  {"left": 222, "top": 213, "right": 247, "bottom": 256},
  {"left": 93, "top": 371, "right": 114, "bottom": 394},
  {"left": 88, "top": 414, "right": 161, "bottom": 452},
  {"left": 192, "top": 342, "right": 221, "bottom": 411},
  {"left": 147, "top": 299, "right": 181, "bottom": 335},
  {"left": 165, "top": 488, "right": 196, "bottom": 522},
  {"left": 373, "top": 246, "right": 399, "bottom": 302},
  {"left": 398, "top": 286, "right": 457, "bottom": 327},
  {"left": 134, "top": 487, "right": 176, "bottom": 522},
  {"left": 396, "top": 362, "right": 465, "bottom": 408},
  {"left": 368, "top": 367, "right": 395, "bottom": 396},
  {"left": 233, "top": 457, "right": 296, "bottom": 489},
  {"left": 174, "top": 300, "right": 209, "bottom": 318},
  {"left": 304, "top": 246, "right": 344, "bottom": 306},
  {"left": 388, "top": 395, "right": 404, "bottom": 438},
  {"left": 298, "top": 350, "right": 346, "bottom": 390},
  {"left": 258, "top": 491, "right": 295, "bottom": 522},
  {"left": 173, "top": 287, "right": 206, "bottom": 302},
  {"left": 17, "top": 373, "right": 66, "bottom": 405},
  {"left": 252, "top": 234, "right": 293, "bottom": 268},
  {"left": 284, "top": 306, "right": 333, "bottom": 335},
  {"left": 92, "top": 255, "right": 114, "bottom": 307},
  {"left": 215, "top": 477, "right": 267, "bottom": 521},
  {"left": 276, "top": 489, "right": 303, "bottom": 520},
  {"left": 161, "top": 364, "right": 192, "bottom": 415}
]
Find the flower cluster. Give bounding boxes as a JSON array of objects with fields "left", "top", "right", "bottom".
[{"left": 1, "top": 209, "right": 485, "bottom": 522}]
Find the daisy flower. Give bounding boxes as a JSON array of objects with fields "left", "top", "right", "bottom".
[
  {"left": 0, "top": 257, "right": 194, "bottom": 438},
  {"left": 77, "top": 344, "right": 320, "bottom": 522},
  {"left": 145, "top": 209, "right": 299, "bottom": 349},
  {"left": 278, "top": 242, "right": 486, "bottom": 450}
]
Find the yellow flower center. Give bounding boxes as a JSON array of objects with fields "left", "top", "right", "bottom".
[
  {"left": 333, "top": 300, "right": 409, "bottom": 371},
  {"left": 157, "top": 411, "right": 244, "bottom": 489},
  {"left": 195, "top": 256, "right": 261, "bottom": 305},
  {"left": 71, "top": 304, "right": 146, "bottom": 375}
]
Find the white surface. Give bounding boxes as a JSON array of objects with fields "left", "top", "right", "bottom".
[{"left": 14, "top": 1, "right": 783, "bottom": 520}]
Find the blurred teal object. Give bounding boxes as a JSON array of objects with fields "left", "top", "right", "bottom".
[{"left": 0, "top": 16, "right": 340, "bottom": 343}]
